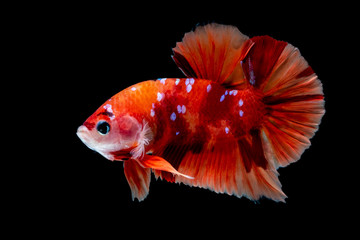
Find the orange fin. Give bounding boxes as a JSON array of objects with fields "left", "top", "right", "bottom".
[
  {"left": 138, "top": 155, "right": 194, "bottom": 180},
  {"left": 152, "top": 137, "right": 286, "bottom": 202},
  {"left": 242, "top": 36, "right": 325, "bottom": 167},
  {"left": 123, "top": 160, "right": 151, "bottom": 201},
  {"left": 172, "top": 23, "right": 253, "bottom": 86}
]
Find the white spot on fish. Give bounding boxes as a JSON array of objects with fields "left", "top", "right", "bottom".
[
  {"left": 150, "top": 109, "right": 155, "bottom": 117},
  {"left": 176, "top": 131, "right": 180, "bottom": 135},
  {"left": 103, "top": 104, "right": 115, "bottom": 120},
  {"left": 175, "top": 78, "right": 180, "bottom": 85},
  {"left": 229, "top": 90, "right": 238, "bottom": 96},
  {"left": 131, "top": 87, "right": 136, "bottom": 91},
  {"left": 152, "top": 103, "right": 155, "bottom": 108},
  {"left": 248, "top": 59, "right": 256, "bottom": 85},
  {"left": 160, "top": 78, "right": 167, "bottom": 85},
  {"left": 186, "top": 84, "right": 192, "bottom": 93},
  {"left": 104, "top": 104, "right": 112, "bottom": 111},
  {"left": 239, "top": 110, "right": 244, "bottom": 117},
  {"left": 220, "top": 94, "right": 225, "bottom": 102},
  {"left": 185, "top": 78, "right": 190, "bottom": 85},
  {"left": 190, "top": 78, "right": 195, "bottom": 85},
  {"left": 225, "top": 127, "right": 229, "bottom": 134},
  {"left": 182, "top": 105, "right": 186, "bottom": 114},
  {"left": 207, "top": 84, "right": 212, "bottom": 93},
  {"left": 170, "top": 112, "right": 176, "bottom": 121},
  {"left": 239, "top": 99, "right": 243, "bottom": 106},
  {"left": 225, "top": 90, "right": 228, "bottom": 96},
  {"left": 157, "top": 92, "right": 163, "bottom": 102},
  {"left": 177, "top": 104, "right": 187, "bottom": 114}
]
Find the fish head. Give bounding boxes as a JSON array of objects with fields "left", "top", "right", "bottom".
[{"left": 77, "top": 98, "right": 148, "bottom": 161}]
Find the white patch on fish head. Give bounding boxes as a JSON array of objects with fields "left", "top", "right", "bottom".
[
  {"left": 103, "top": 104, "right": 115, "bottom": 120},
  {"left": 77, "top": 118, "right": 122, "bottom": 161},
  {"left": 77, "top": 114, "right": 152, "bottom": 161}
]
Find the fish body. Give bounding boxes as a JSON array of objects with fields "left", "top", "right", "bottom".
[
  {"left": 77, "top": 23, "right": 324, "bottom": 201},
  {"left": 134, "top": 78, "right": 264, "bottom": 151}
]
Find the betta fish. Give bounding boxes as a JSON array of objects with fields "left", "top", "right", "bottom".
[{"left": 77, "top": 23, "right": 325, "bottom": 202}]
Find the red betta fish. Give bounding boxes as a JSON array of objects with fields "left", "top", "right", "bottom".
[{"left": 77, "top": 23, "right": 325, "bottom": 202}]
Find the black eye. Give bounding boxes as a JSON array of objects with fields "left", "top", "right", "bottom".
[{"left": 96, "top": 121, "right": 110, "bottom": 135}]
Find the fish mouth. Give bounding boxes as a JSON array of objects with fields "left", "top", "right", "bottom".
[
  {"left": 77, "top": 125, "right": 96, "bottom": 151},
  {"left": 77, "top": 125, "right": 117, "bottom": 161}
]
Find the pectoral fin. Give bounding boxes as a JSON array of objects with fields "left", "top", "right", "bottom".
[{"left": 137, "top": 155, "right": 194, "bottom": 180}]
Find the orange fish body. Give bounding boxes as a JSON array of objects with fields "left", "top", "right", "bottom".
[{"left": 77, "top": 23, "right": 324, "bottom": 201}]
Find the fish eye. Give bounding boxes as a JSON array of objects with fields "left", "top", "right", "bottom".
[{"left": 96, "top": 121, "right": 110, "bottom": 135}]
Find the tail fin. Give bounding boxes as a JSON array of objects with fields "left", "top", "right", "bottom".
[
  {"left": 242, "top": 36, "right": 325, "bottom": 167},
  {"left": 172, "top": 23, "right": 253, "bottom": 86},
  {"left": 169, "top": 24, "right": 324, "bottom": 201},
  {"left": 173, "top": 25, "right": 325, "bottom": 168}
]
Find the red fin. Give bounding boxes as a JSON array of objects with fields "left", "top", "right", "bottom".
[
  {"left": 138, "top": 155, "right": 193, "bottom": 180},
  {"left": 242, "top": 36, "right": 287, "bottom": 88},
  {"left": 237, "top": 129, "right": 268, "bottom": 172},
  {"left": 243, "top": 36, "right": 325, "bottom": 167},
  {"left": 154, "top": 137, "right": 286, "bottom": 202},
  {"left": 172, "top": 23, "right": 253, "bottom": 86},
  {"left": 152, "top": 143, "right": 202, "bottom": 182},
  {"left": 123, "top": 160, "right": 151, "bottom": 201}
]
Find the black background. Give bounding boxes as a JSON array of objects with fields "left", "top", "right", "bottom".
[{"left": 14, "top": 2, "right": 354, "bottom": 236}]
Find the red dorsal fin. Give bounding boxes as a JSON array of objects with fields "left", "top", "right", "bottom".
[{"left": 172, "top": 23, "right": 253, "bottom": 86}]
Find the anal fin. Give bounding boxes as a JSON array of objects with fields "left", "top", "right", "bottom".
[{"left": 153, "top": 135, "right": 286, "bottom": 202}]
